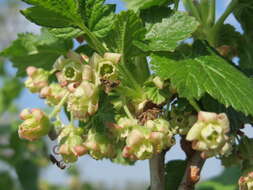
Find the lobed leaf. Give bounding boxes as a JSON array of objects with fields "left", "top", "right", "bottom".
[
  {"left": 0, "top": 29, "right": 72, "bottom": 76},
  {"left": 151, "top": 54, "right": 253, "bottom": 116},
  {"left": 122, "top": 0, "right": 172, "bottom": 11},
  {"left": 105, "top": 10, "right": 146, "bottom": 57},
  {"left": 135, "top": 12, "right": 199, "bottom": 52}
]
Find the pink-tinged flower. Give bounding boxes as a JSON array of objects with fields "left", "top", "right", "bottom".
[
  {"left": 25, "top": 67, "right": 49, "bottom": 93},
  {"left": 67, "top": 81, "right": 99, "bottom": 121},
  {"left": 40, "top": 83, "right": 68, "bottom": 106},
  {"left": 239, "top": 172, "right": 253, "bottom": 190},
  {"left": 84, "top": 129, "right": 116, "bottom": 160},
  {"left": 186, "top": 111, "right": 232, "bottom": 158},
  {"left": 58, "top": 126, "right": 87, "bottom": 163},
  {"left": 18, "top": 108, "right": 51, "bottom": 141}
]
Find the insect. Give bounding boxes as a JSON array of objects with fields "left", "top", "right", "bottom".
[{"left": 49, "top": 154, "right": 66, "bottom": 170}]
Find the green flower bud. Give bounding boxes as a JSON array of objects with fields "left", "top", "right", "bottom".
[
  {"left": 18, "top": 108, "right": 51, "bottom": 141},
  {"left": 146, "top": 119, "right": 175, "bottom": 152},
  {"left": 170, "top": 111, "right": 197, "bottom": 135},
  {"left": 186, "top": 111, "right": 231, "bottom": 158},
  {"left": 67, "top": 81, "right": 99, "bottom": 120},
  {"left": 239, "top": 172, "right": 253, "bottom": 190},
  {"left": 25, "top": 67, "right": 49, "bottom": 93},
  {"left": 40, "top": 83, "right": 68, "bottom": 106},
  {"left": 84, "top": 129, "right": 116, "bottom": 160},
  {"left": 58, "top": 126, "right": 86, "bottom": 163}
]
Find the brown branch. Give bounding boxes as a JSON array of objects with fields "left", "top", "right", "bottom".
[
  {"left": 177, "top": 151, "right": 206, "bottom": 190},
  {"left": 149, "top": 151, "right": 166, "bottom": 190}
]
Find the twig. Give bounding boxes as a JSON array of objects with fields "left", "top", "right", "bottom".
[
  {"left": 177, "top": 151, "right": 206, "bottom": 190},
  {"left": 149, "top": 151, "right": 166, "bottom": 190}
]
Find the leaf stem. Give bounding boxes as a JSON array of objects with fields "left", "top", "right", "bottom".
[
  {"left": 49, "top": 92, "right": 70, "bottom": 119},
  {"left": 182, "top": 0, "right": 201, "bottom": 22},
  {"left": 174, "top": 0, "right": 180, "bottom": 11},
  {"left": 207, "top": 0, "right": 216, "bottom": 27},
  {"left": 78, "top": 24, "right": 107, "bottom": 55},
  {"left": 189, "top": 99, "right": 201, "bottom": 112},
  {"left": 209, "top": 0, "right": 238, "bottom": 46},
  {"left": 123, "top": 105, "right": 134, "bottom": 120}
]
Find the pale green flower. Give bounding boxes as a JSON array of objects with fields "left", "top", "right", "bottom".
[
  {"left": 18, "top": 108, "right": 51, "bottom": 141},
  {"left": 186, "top": 111, "right": 232, "bottom": 158},
  {"left": 25, "top": 67, "right": 49, "bottom": 93},
  {"left": 239, "top": 172, "right": 253, "bottom": 190}
]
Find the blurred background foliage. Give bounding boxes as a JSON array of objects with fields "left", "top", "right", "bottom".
[{"left": 0, "top": 0, "right": 244, "bottom": 190}]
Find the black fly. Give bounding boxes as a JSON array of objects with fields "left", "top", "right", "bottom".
[{"left": 49, "top": 154, "right": 66, "bottom": 169}]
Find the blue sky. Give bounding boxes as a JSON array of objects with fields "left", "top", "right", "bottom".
[{"left": 1, "top": 0, "right": 251, "bottom": 188}]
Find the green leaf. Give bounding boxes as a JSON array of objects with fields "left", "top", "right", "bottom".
[
  {"left": 151, "top": 54, "right": 253, "bottom": 116},
  {"left": 48, "top": 27, "right": 84, "bottom": 39},
  {"left": 0, "top": 78, "right": 22, "bottom": 114},
  {"left": 0, "top": 29, "right": 72, "bottom": 76},
  {"left": 165, "top": 160, "right": 187, "bottom": 189},
  {"left": 196, "top": 181, "right": 236, "bottom": 190},
  {"left": 89, "top": 92, "right": 115, "bottom": 133},
  {"left": 197, "top": 167, "right": 241, "bottom": 190},
  {"left": 234, "top": 0, "right": 253, "bottom": 39},
  {"left": 21, "top": 6, "right": 75, "bottom": 28},
  {"left": 135, "top": 12, "right": 199, "bottom": 52},
  {"left": 22, "top": 0, "right": 82, "bottom": 26},
  {"left": 122, "top": 0, "right": 172, "bottom": 11},
  {"left": 0, "top": 172, "right": 14, "bottom": 190},
  {"left": 140, "top": 6, "right": 173, "bottom": 32},
  {"left": 216, "top": 24, "right": 241, "bottom": 48},
  {"left": 15, "top": 160, "right": 39, "bottom": 190},
  {"left": 79, "top": 0, "right": 116, "bottom": 38},
  {"left": 105, "top": 10, "right": 146, "bottom": 57}
]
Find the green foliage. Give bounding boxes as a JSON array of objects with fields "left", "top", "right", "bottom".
[
  {"left": 21, "top": 0, "right": 83, "bottom": 26},
  {"left": 197, "top": 167, "right": 241, "bottom": 190},
  {"left": 0, "top": 77, "right": 22, "bottom": 114},
  {"left": 0, "top": 172, "right": 14, "bottom": 190},
  {"left": 234, "top": 0, "right": 253, "bottom": 38},
  {"left": 105, "top": 10, "right": 145, "bottom": 57},
  {"left": 0, "top": 29, "right": 72, "bottom": 76},
  {"left": 135, "top": 12, "right": 199, "bottom": 52},
  {"left": 165, "top": 160, "right": 187, "bottom": 189},
  {"left": 122, "top": 0, "right": 172, "bottom": 11},
  {"left": 79, "top": 0, "right": 116, "bottom": 38},
  {"left": 151, "top": 54, "right": 253, "bottom": 116},
  {"left": 89, "top": 92, "right": 115, "bottom": 133},
  {"left": 48, "top": 27, "right": 84, "bottom": 39}
]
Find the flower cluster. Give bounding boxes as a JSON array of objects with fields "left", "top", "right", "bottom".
[
  {"left": 18, "top": 50, "right": 236, "bottom": 167},
  {"left": 114, "top": 118, "right": 175, "bottom": 160},
  {"left": 239, "top": 172, "right": 253, "bottom": 190},
  {"left": 186, "top": 111, "right": 232, "bottom": 158}
]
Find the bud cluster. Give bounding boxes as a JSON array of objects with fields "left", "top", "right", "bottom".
[
  {"left": 18, "top": 50, "right": 240, "bottom": 172},
  {"left": 110, "top": 117, "right": 175, "bottom": 161},
  {"left": 239, "top": 172, "right": 253, "bottom": 190}
]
